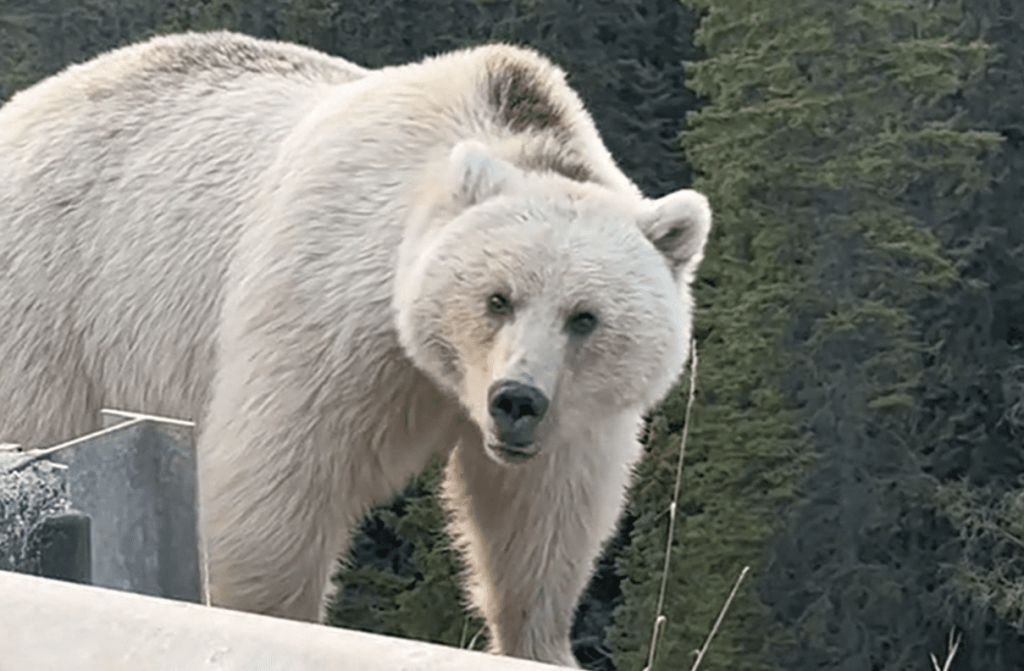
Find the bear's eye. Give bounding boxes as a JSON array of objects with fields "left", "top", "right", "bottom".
[
  {"left": 567, "top": 311, "right": 598, "bottom": 336},
  {"left": 488, "top": 293, "right": 513, "bottom": 316}
]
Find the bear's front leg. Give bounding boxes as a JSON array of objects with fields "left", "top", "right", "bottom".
[
  {"left": 442, "top": 418, "right": 642, "bottom": 667},
  {"left": 198, "top": 368, "right": 351, "bottom": 622},
  {"left": 197, "top": 339, "right": 384, "bottom": 622},
  {"left": 198, "top": 329, "right": 458, "bottom": 622}
]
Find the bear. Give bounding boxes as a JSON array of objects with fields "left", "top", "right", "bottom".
[{"left": 0, "top": 31, "right": 710, "bottom": 666}]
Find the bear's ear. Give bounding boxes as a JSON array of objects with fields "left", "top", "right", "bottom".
[
  {"left": 448, "top": 140, "right": 520, "bottom": 206},
  {"left": 638, "top": 189, "right": 712, "bottom": 282}
]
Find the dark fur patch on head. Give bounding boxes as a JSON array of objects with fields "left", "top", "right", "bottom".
[
  {"left": 488, "top": 60, "right": 568, "bottom": 135},
  {"left": 486, "top": 57, "right": 597, "bottom": 184}
]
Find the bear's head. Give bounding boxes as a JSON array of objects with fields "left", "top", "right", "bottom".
[{"left": 395, "top": 141, "right": 710, "bottom": 465}]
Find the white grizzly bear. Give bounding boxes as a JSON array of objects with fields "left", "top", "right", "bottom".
[{"left": 0, "top": 32, "right": 710, "bottom": 666}]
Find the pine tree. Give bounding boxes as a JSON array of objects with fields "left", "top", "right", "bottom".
[
  {"left": 919, "top": 1, "right": 1024, "bottom": 663},
  {"left": 608, "top": 1, "right": 1006, "bottom": 669}
]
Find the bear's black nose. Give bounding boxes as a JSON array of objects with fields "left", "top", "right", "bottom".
[{"left": 488, "top": 381, "right": 549, "bottom": 447}]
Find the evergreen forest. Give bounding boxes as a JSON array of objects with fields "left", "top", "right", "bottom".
[{"left": 1, "top": 1, "right": 1021, "bottom": 669}]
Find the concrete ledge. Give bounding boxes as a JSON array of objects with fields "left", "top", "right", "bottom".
[{"left": 0, "top": 571, "right": 563, "bottom": 670}]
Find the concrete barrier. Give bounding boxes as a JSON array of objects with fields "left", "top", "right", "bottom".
[{"left": 0, "top": 570, "right": 564, "bottom": 671}]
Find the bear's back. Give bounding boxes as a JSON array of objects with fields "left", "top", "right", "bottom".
[
  {"left": 1, "top": 31, "right": 365, "bottom": 114},
  {"left": 0, "top": 32, "right": 370, "bottom": 443}
]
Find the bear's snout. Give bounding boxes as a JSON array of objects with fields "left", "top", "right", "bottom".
[{"left": 487, "top": 380, "right": 549, "bottom": 456}]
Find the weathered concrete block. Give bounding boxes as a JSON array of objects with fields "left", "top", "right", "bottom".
[
  {"left": 1, "top": 410, "right": 200, "bottom": 602},
  {"left": 25, "top": 512, "right": 91, "bottom": 584}
]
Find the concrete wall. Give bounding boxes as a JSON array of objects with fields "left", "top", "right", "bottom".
[{"left": 0, "top": 570, "right": 564, "bottom": 671}]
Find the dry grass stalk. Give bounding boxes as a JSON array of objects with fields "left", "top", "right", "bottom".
[{"left": 642, "top": 340, "right": 698, "bottom": 671}]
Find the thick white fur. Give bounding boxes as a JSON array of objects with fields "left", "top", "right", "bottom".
[{"left": 0, "top": 32, "right": 710, "bottom": 667}]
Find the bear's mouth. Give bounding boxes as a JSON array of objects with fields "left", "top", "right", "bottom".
[{"left": 487, "top": 440, "right": 541, "bottom": 464}]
